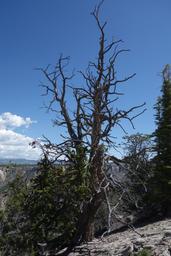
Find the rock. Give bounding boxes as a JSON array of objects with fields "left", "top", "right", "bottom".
[
  {"left": 119, "top": 244, "right": 134, "bottom": 256},
  {"left": 69, "top": 219, "right": 171, "bottom": 256},
  {"left": 143, "top": 244, "right": 155, "bottom": 250},
  {"left": 134, "top": 237, "right": 145, "bottom": 245},
  {"left": 0, "top": 169, "right": 6, "bottom": 182},
  {"left": 164, "top": 230, "right": 171, "bottom": 237}
]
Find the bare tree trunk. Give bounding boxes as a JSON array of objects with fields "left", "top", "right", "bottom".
[
  {"left": 82, "top": 219, "right": 95, "bottom": 242},
  {"left": 40, "top": 1, "right": 146, "bottom": 255}
]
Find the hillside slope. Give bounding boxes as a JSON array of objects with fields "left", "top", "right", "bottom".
[{"left": 70, "top": 219, "right": 171, "bottom": 256}]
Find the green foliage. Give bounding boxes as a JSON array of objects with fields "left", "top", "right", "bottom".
[
  {"left": 152, "top": 64, "right": 171, "bottom": 213},
  {"left": 0, "top": 174, "right": 29, "bottom": 255},
  {"left": 132, "top": 248, "right": 152, "bottom": 256},
  {"left": 0, "top": 149, "right": 91, "bottom": 255}
]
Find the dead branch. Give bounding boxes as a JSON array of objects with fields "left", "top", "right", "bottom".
[{"left": 38, "top": 1, "right": 146, "bottom": 254}]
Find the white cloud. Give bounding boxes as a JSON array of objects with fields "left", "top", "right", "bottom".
[
  {"left": 0, "top": 113, "right": 40, "bottom": 160},
  {"left": 0, "top": 112, "right": 36, "bottom": 129}
]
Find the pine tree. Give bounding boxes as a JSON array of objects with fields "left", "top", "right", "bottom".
[
  {"left": 153, "top": 64, "right": 171, "bottom": 215},
  {"left": 0, "top": 155, "right": 91, "bottom": 255}
]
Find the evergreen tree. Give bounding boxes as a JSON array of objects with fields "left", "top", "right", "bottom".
[
  {"left": 153, "top": 64, "right": 171, "bottom": 215},
  {"left": 0, "top": 174, "right": 29, "bottom": 256},
  {"left": 0, "top": 153, "right": 91, "bottom": 255}
]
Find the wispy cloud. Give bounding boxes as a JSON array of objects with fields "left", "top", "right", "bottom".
[{"left": 0, "top": 112, "right": 40, "bottom": 160}]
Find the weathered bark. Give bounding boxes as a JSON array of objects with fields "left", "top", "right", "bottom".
[
  {"left": 83, "top": 221, "right": 95, "bottom": 242},
  {"left": 82, "top": 195, "right": 102, "bottom": 242},
  {"left": 40, "top": 1, "right": 145, "bottom": 255},
  {"left": 53, "top": 193, "right": 102, "bottom": 256}
]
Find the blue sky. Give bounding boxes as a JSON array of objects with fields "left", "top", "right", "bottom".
[{"left": 0, "top": 0, "right": 171, "bottom": 159}]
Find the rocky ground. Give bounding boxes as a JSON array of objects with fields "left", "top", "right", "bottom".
[{"left": 70, "top": 219, "right": 171, "bottom": 255}]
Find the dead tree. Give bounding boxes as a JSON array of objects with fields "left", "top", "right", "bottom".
[{"left": 38, "top": 1, "right": 145, "bottom": 255}]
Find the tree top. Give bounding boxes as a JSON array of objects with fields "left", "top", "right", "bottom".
[{"left": 163, "top": 64, "right": 171, "bottom": 82}]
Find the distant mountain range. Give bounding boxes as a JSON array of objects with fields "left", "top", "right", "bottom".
[{"left": 0, "top": 158, "right": 38, "bottom": 165}]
